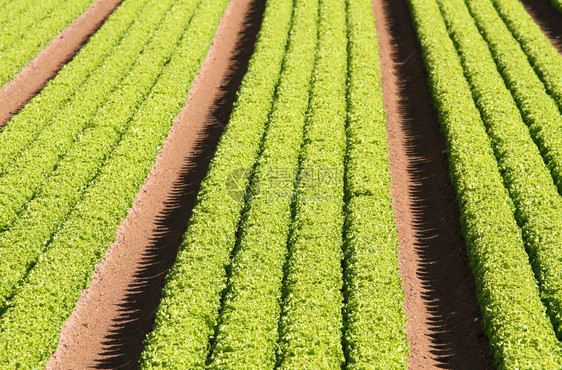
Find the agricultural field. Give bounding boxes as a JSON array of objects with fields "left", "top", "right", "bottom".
[{"left": 0, "top": 0, "right": 561, "bottom": 368}]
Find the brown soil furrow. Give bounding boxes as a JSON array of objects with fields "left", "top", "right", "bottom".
[
  {"left": 372, "top": 0, "right": 494, "bottom": 368},
  {"left": 45, "top": 0, "right": 263, "bottom": 367},
  {"left": 519, "top": 0, "right": 562, "bottom": 53},
  {"left": 0, "top": 0, "right": 124, "bottom": 128}
]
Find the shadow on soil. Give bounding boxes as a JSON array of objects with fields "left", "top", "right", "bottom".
[
  {"left": 91, "top": 1, "right": 264, "bottom": 368},
  {"left": 379, "top": 0, "right": 495, "bottom": 368}
]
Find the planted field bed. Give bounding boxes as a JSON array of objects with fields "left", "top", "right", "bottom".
[
  {"left": 0, "top": 0, "right": 231, "bottom": 365},
  {"left": 0, "top": 0, "right": 124, "bottom": 127},
  {"left": 0, "top": 0, "right": 562, "bottom": 368},
  {"left": 0, "top": 0, "right": 97, "bottom": 88},
  {"left": 408, "top": 0, "right": 562, "bottom": 366}
]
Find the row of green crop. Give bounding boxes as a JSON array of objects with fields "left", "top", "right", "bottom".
[
  {"left": 0, "top": 0, "right": 146, "bottom": 175},
  {"left": 462, "top": 0, "right": 562, "bottom": 196},
  {"left": 0, "top": 0, "right": 229, "bottom": 366},
  {"left": 437, "top": 0, "right": 562, "bottom": 341},
  {"left": 0, "top": 0, "right": 96, "bottom": 88},
  {"left": 139, "top": 0, "right": 294, "bottom": 366},
  {"left": 0, "top": 0, "right": 170, "bottom": 233},
  {"left": 0, "top": 0, "right": 149, "bottom": 179},
  {"left": 274, "top": 0, "right": 347, "bottom": 366},
  {"left": 0, "top": 0, "right": 17, "bottom": 10},
  {"left": 342, "top": 0, "right": 408, "bottom": 367},
  {"left": 407, "top": 0, "right": 562, "bottom": 367},
  {"left": 0, "top": 0, "right": 169, "bottom": 304},
  {"left": 0, "top": 0, "right": 200, "bottom": 308},
  {"left": 204, "top": 0, "right": 318, "bottom": 367},
  {"left": 0, "top": 0, "right": 38, "bottom": 32},
  {"left": 490, "top": 0, "right": 562, "bottom": 120},
  {"left": 142, "top": 0, "right": 409, "bottom": 367},
  {"left": 0, "top": 0, "right": 68, "bottom": 54}
]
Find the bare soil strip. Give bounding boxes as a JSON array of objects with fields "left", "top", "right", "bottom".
[
  {"left": 45, "top": 0, "right": 263, "bottom": 368},
  {"left": 0, "top": 0, "right": 124, "bottom": 128},
  {"left": 519, "top": 0, "right": 562, "bottom": 53},
  {"left": 372, "top": 0, "right": 494, "bottom": 368}
]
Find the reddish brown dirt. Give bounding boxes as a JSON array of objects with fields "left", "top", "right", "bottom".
[
  {"left": 0, "top": 0, "right": 123, "bottom": 128},
  {"left": 45, "top": 0, "right": 263, "bottom": 368},
  {"left": 519, "top": 0, "right": 562, "bottom": 53},
  {"left": 372, "top": 0, "right": 495, "bottom": 368}
]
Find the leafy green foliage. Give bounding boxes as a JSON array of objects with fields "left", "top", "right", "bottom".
[
  {"left": 490, "top": 0, "right": 562, "bottom": 123},
  {"left": 342, "top": 0, "right": 408, "bottom": 367},
  {"left": 0, "top": 0, "right": 199, "bottom": 308},
  {"left": 0, "top": 0, "right": 38, "bottom": 32},
  {"left": 205, "top": 0, "right": 318, "bottom": 367},
  {"left": 275, "top": 0, "right": 347, "bottom": 367},
  {"left": 143, "top": 0, "right": 410, "bottom": 366},
  {"left": 0, "top": 0, "right": 176, "bottom": 234},
  {"left": 408, "top": 0, "right": 562, "bottom": 366},
  {"left": 140, "top": 0, "right": 294, "bottom": 366},
  {"left": 438, "top": 0, "right": 562, "bottom": 343},
  {"left": 464, "top": 0, "right": 562, "bottom": 195},
  {"left": 0, "top": 0, "right": 229, "bottom": 366},
  {"left": 0, "top": 0, "right": 148, "bottom": 174},
  {"left": 0, "top": 0, "right": 95, "bottom": 88}
]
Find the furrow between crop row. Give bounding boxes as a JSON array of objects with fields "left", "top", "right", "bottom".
[
  {"left": 140, "top": 0, "right": 410, "bottom": 366},
  {"left": 0, "top": 0, "right": 96, "bottom": 88},
  {"left": 407, "top": 0, "right": 562, "bottom": 366},
  {"left": 139, "top": 0, "right": 294, "bottom": 366},
  {"left": 205, "top": 0, "right": 318, "bottom": 367},
  {"left": 0, "top": 0, "right": 150, "bottom": 175},
  {"left": 0, "top": 0, "right": 172, "bottom": 232},
  {"left": 437, "top": 0, "right": 562, "bottom": 341},
  {"left": 0, "top": 0, "right": 201, "bottom": 309},
  {"left": 0, "top": 0, "right": 230, "bottom": 366}
]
